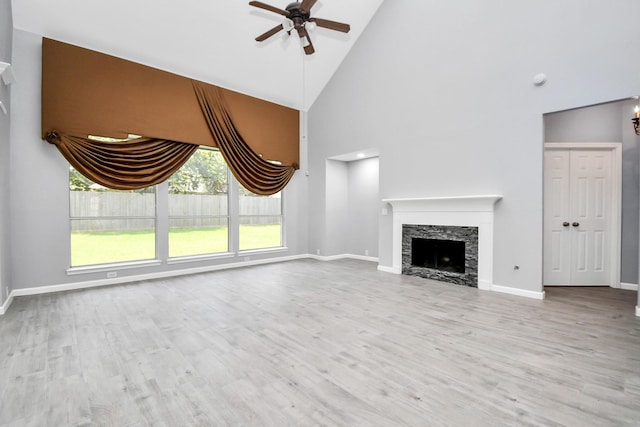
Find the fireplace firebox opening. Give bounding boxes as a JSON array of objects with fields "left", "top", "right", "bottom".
[
  {"left": 411, "top": 238, "right": 465, "bottom": 274},
  {"left": 402, "top": 224, "right": 478, "bottom": 287}
]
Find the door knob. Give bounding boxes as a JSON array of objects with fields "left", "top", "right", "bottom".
[
  {"left": 572, "top": 222, "right": 580, "bottom": 227},
  {"left": 562, "top": 221, "right": 570, "bottom": 227}
]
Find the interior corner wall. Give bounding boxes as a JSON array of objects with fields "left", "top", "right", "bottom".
[
  {"left": 544, "top": 100, "right": 640, "bottom": 284},
  {"left": 307, "top": 0, "right": 640, "bottom": 294},
  {"left": 313, "top": 157, "right": 379, "bottom": 258},
  {"left": 0, "top": 0, "right": 13, "bottom": 306}
]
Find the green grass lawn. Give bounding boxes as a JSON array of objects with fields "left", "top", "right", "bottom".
[{"left": 71, "top": 225, "right": 282, "bottom": 266}]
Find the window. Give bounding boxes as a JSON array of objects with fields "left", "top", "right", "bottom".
[
  {"left": 69, "top": 146, "right": 284, "bottom": 269},
  {"left": 239, "top": 184, "right": 283, "bottom": 251},
  {"left": 168, "top": 148, "right": 229, "bottom": 257},
  {"left": 69, "top": 166, "right": 156, "bottom": 266}
]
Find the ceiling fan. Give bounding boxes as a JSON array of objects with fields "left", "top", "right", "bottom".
[{"left": 249, "top": 0, "right": 351, "bottom": 55}]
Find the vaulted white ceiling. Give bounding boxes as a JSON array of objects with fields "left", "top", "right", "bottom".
[{"left": 12, "top": 0, "right": 384, "bottom": 111}]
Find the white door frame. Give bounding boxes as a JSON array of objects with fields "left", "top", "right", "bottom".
[{"left": 544, "top": 142, "right": 622, "bottom": 288}]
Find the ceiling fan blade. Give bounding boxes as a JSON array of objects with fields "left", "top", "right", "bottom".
[
  {"left": 300, "top": 0, "right": 317, "bottom": 13},
  {"left": 310, "top": 17, "right": 351, "bottom": 33},
  {"left": 255, "top": 24, "right": 285, "bottom": 41},
  {"left": 297, "top": 26, "right": 315, "bottom": 55},
  {"left": 249, "top": 1, "right": 289, "bottom": 17}
]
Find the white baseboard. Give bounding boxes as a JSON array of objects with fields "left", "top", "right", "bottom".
[
  {"left": 343, "top": 254, "right": 379, "bottom": 262},
  {"left": 621, "top": 282, "right": 639, "bottom": 291},
  {"left": 310, "top": 254, "right": 379, "bottom": 263},
  {"left": 377, "top": 266, "right": 545, "bottom": 300},
  {"left": 308, "top": 254, "right": 345, "bottom": 262},
  {"left": 490, "top": 284, "right": 546, "bottom": 300},
  {"left": 477, "top": 279, "right": 492, "bottom": 291},
  {"left": 377, "top": 265, "right": 399, "bottom": 274},
  {"left": 0, "top": 291, "right": 14, "bottom": 315},
  {"left": 10, "top": 254, "right": 310, "bottom": 299},
  {"left": 2, "top": 254, "right": 549, "bottom": 313},
  {"left": 4, "top": 253, "right": 382, "bottom": 307}
]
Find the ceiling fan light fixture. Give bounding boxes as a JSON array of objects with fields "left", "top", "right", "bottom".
[{"left": 249, "top": 0, "right": 350, "bottom": 55}]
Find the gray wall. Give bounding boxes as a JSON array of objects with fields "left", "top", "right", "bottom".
[
  {"left": 0, "top": 0, "right": 12, "bottom": 306},
  {"left": 544, "top": 100, "right": 640, "bottom": 284},
  {"left": 307, "top": 0, "right": 640, "bottom": 294},
  {"left": 347, "top": 157, "right": 379, "bottom": 257},
  {"left": 8, "top": 29, "right": 310, "bottom": 291},
  {"left": 321, "top": 156, "right": 380, "bottom": 258},
  {"left": 324, "top": 160, "right": 348, "bottom": 256}
]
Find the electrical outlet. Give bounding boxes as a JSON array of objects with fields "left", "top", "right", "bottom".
[
  {"left": 107, "top": 272, "right": 117, "bottom": 278},
  {"left": 244, "top": 256, "right": 250, "bottom": 262},
  {"left": 316, "top": 249, "right": 320, "bottom": 255},
  {"left": 365, "top": 249, "right": 369, "bottom": 256}
]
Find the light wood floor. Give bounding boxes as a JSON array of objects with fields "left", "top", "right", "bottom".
[{"left": 1, "top": 259, "right": 639, "bottom": 426}]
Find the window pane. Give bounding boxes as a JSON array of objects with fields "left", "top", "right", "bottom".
[
  {"left": 239, "top": 186, "right": 282, "bottom": 250},
  {"left": 71, "top": 219, "right": 156, "bottom": 266},
  {"left": 70, "top": 167, "right": 157, "bottom": 267},
  {"left": 70, "top": 187, "right": 156, "bottom": 217},
  {"left": 169, "top": 219, "right": 228, "bottom": 257},
  {"left": 239, "top": 190, "right": 282, "bottom": 215},
  {"left": 239, "top": 218, "right": 282, "bottom": 250},
  {"left": 168, "top": 149, "right": 229, "bottom": 257}
]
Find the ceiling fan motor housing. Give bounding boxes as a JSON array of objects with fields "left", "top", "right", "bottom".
[{"left": 286, "top": 2, "right": 310, "bottom": 24}]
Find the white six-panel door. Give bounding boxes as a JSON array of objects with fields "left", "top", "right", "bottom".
[{"left": 544, "top": 144, "right": 621, "bottom": 286}]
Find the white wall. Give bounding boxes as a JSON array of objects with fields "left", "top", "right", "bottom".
[
  {"left": 0, "top": 0, "right": 12, "bottom": 308},
  {"left": 544, "top": 100, "right": 640, "bottom": 284},
  {"left": 8, "top": 29, "right": 310, "bottom": 291},
  {"left": 307, "top": 0, "right": 640, "bottom": 294}
]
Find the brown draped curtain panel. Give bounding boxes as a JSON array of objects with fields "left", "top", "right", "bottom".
[
  {"left": 41, "top": 38, "right": 300, "bottom": 195},
  {"left": 45, "top": 131, "right": 198, "bottom": 190},
  {"left": 192, "top": 81, "right": 298, "bottom": 196}
]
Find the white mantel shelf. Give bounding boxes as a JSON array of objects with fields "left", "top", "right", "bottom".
[
  {"left": 383, "top": 195, "right": 503, "bottom": 212},
  {"left": 382, "top": 195, "right": 503, "bottom": 291}
]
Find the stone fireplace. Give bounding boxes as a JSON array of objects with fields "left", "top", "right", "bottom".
[
  {"left": 381, "top": 195, "right": 502, "bottom": 290},
  {"left": 402, "top": 224, "right": 478, "bottom": 287}
]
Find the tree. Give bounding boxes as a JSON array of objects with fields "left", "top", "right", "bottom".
[
  {"left": 168, "top": 149, "right": 228, "bottom": 194},
  {"left": 69, "top": 167, "right": 92, "bottom": 191}
]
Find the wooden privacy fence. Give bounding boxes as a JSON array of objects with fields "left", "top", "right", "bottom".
[{"left": 70, "top": 192, "right": 281, "bottom": 232}]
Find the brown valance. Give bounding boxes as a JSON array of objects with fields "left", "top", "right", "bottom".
[
  {"left": 45, "top": 132, "right": 198, "bottom": 190},
  {"left": 192, "top": 82, "right": 297, "bottom": 195},
  {"left": 41, "top": 38, "right": 299, "bottom": 166}
]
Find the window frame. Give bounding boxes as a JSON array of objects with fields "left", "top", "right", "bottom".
[
  {"left": 67, "top": 172, "right": 159, "bottom": 271},
  {"left": 167, "top": 147, "right": 232, "bottom": 260},
  {"left": 67, "top": 147, "right": 288, "bottom": 275}
]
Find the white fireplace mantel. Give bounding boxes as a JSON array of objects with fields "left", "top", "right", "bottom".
[
  {"left": 383, "top": 195, "right": 503, "bottom": 213},
  {"left": 382, "top": 195, "right": 502, "bottom": 290}
]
